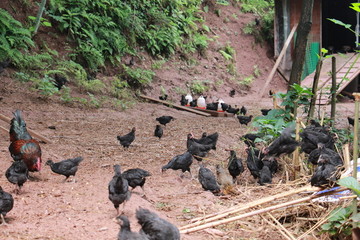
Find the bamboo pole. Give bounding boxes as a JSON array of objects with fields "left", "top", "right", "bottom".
[
  {"left": 342, "top": 143, "right": 350, "bottom": 171},
  {"left": 0, "top": 113, "right": 52, "bottom": 144},
  {"left": 351, "top": 92, "right": 360, "bottom": 221},
  {"left": 293, "top": 118, "right": 301, "bottom": 180},
  {"left": 330, "top": 57, "right": 336, "bottom": 127},
  {"left": 180, "top": 185, "right": 320, "bottom": 229},
  {"left": 308, "top": 59, "right": 323, "bottom": 122},
  {"left": 180, "top": 188, "right": 345, "bottom": 234}
]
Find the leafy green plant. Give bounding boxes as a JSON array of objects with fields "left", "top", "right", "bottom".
[
  {"left": 321, "top": 177, "right": 360, "bottom": 237},
  {"left": 253, "top": 64, "right": 261, "bottom": 77},
  {"left": 239, "top": 75, "right": 254, "bottom": 86},
  {"left": 0, "top": 9, "right": 35, "bottom": 62},
  {"left": 190, "top": 80, "right": 210, "bottom": 94},
  {"left": 48, "top": 0, "right": 206, "bottom": 71},
  {"left": 28, "top": 16, "right": 52, "bottom": 32},
  {"left": 151, "top": 59, "right": 166, "bottom": 70},
  {"left": 240, "top": 0, "right": 274, "bottom": 44},
  {"left": 36, "top": 75, "right": 59, "bottom": 97},
  {"left": 219, "top": 43, "right": 236, "bottom": 62},
  {"left": 120, "top": 65, "right": 155, "bottom": 89},
  {"left": 276, "top": 83, "right": 313, "bottom": 117},
  {"left": 252, "top": 111, "right": 294, "bottom": 143}
]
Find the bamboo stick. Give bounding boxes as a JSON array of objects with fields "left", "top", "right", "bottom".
[
  {"left": 180, "top": 188, "right": 345, "bottom": 234},
  {"left": 261, "top": 215, "right": 292, "bottom": 240},
  {"left": 267, "top": 213, "right": 297, "bottom": 240},
  {"left": 0, "top": 113, "right": 52, "bottom": 144},
  {"left": 342, "top": 143, "right": 350, "bottom": 171},
  {"left": 293, "top": 118, "right": 301, "bottom": 180},
  {"left": 330, "top": 57, "right": 336, "bottom": 127},
  {"left": 180, "top": 185, "right": 320, "bottom": 229}
]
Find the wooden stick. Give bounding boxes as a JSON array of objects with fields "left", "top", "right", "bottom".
[
  {"left": 261, "top": 215, "right": 292, "bottom": 240},
  {"left": 293, "top": 118, "right": 301, "bottom": 180},
  {"left": 0, "top": 113, "right": 52, "bottom": 144},
  {"left": 139, "top": 95, "right": 211, "bottom": 117},
  {"left": 259, "top": 24, "right": 298, "bottom": 97},
  {"left": 267, "top": 213, "right": 297, "bottom": 240},
  {"left": 180, "top": 185, "right": 320, "bottom": 229},
  {"left": 180, "top": 187, "right": 345, "bottom": 234},
  {"left": 343, "top": 143, "right": 350, "bottom": 171}
]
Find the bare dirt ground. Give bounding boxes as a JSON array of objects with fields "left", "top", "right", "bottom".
[{"left": 0, "top": 74, "right": 356, "bottom": 240}]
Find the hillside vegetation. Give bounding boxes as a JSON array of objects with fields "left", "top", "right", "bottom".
[{"left": 0, "top": 0, "right": 278, "bottom": 109}]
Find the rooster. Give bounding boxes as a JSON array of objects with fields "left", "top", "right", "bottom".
[{"left": 8, "top": 110, "right": 42, "bottom": 172}]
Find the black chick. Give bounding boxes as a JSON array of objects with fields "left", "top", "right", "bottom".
[
  {"left": 186, "top": 134, "right": 213, "bottom": 161},
  {"left": 159, "top": 94, "right": 168, "bottom": 101},
  {"left": 240, "top": 106, "right": 247, "bottom": 115},
  {"left": 226, "top": 105, "right": 240, "bottom": 114},
  {"left": 117, "top": 127, "right": 136, "bottom": 148},
  {"left": 0, "top": 59, "right": 10, "bottom": 73},
  {"left": 54, "top": 74, "right": 68, "bottom": 90},
  {"left": 258, "top": 165, "right": 272, "bottom": 185},
  {"left": 117, "top": 215, "right": 148, "bottom": 240},
  {"left": 198, "top": 165, "right": 220, "bottom": 194},
  {"left": 310, "top": 151, "right": 343, "bottom": 187},
  {"left": 5, "top": 160, "right": 28, "bottom": 193},
  {"left": 122, "top": 168, "right": 151, "bottom": 196},
  {"left": 237, "top": 115, "right": 253, "bottom": 125},
  {"left": 308, "top": 145, "right": 342, "bottom": 165},
  {"left": 262, "top": 158, "right": 279, "bottom": 174},
  {"left": 46, "top": 157, "right": 84, "bottom": 182},
  {"left": 300, "top": 126, "right": 334, "bottom": 154},
  {"left": 108, "top": 164, "right": 131, "bottom": 215},
  {"left": 347, "top": 117, "right": 360, "bottom": 126},
  {"left": 221, "top": 103, "right": 229, "bottom": 111},
  {"left": 260, "top": 109, "right": 272, "bottom": 116},
  {"left": 246, "top": 147, "right": 264, "bottom": 179},
  {"left": 154, "top": 125, "right": 163, "bottom": 139},
  {"left": 136, "top": 207, "right": 180, "bottom": 240},
  {"left": 263, "top": 127, "right": 299, "bottom": 157},
  {"left": 156, "top": 116, "right": 174, "bottom": 126},
  {"left": 180, "top": 95, "right": 187, "bottom": 106},
  {"left": 229, "top": 89, "right": 236, "bottom": 97},
  {"left": 191, "top": 132, "right": 219, "bottom": 150},
  {"left": 206, "top": 102, "right": 218, "bottom": 111},
  {"left": 226, "top": 150, "right": 244, "bottom": 183},
  {"left": 161, "top": 152, "right": 193, "bottom": 177},
  {"left": 241, "top": 133, "right": 260, "bottom": 147},
  {"left": 0, "top": 186, "right": 14, "bottom": 225}
]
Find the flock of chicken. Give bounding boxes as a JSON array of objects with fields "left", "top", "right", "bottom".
[{"left": 0, "top": 106, "right": 347, "bottom": 239}]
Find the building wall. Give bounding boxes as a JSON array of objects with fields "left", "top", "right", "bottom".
[{"left": 289, "top": 0, "right": 321, "bottom": 49}]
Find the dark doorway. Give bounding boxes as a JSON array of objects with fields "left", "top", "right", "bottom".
[{"left": 322, "top": 0, "right": 357, "bottom": 53}]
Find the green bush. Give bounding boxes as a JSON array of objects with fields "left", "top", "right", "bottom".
[
  {"left": 48, "top": 0, "right": 206, "bottom": 70},
  {"left": 0, "top": 9, "right": 34, "bottom": 62},
  {"left": 120, "top": 64, "right": 155, "bottom": 88}
]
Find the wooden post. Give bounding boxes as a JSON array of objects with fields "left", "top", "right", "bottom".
[
  {"left": 330, "top": 57, "right": 336, "bottom": 126},
  {"left": 259, "top": 24, "right": 298, "bottom": 98},
  {"left": 308, "top": 59, "right": 323, "bottom": 122}
]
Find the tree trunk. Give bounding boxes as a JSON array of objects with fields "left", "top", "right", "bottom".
[{"left": 288, "top": 0, "right": 314, "bottom": 89}]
